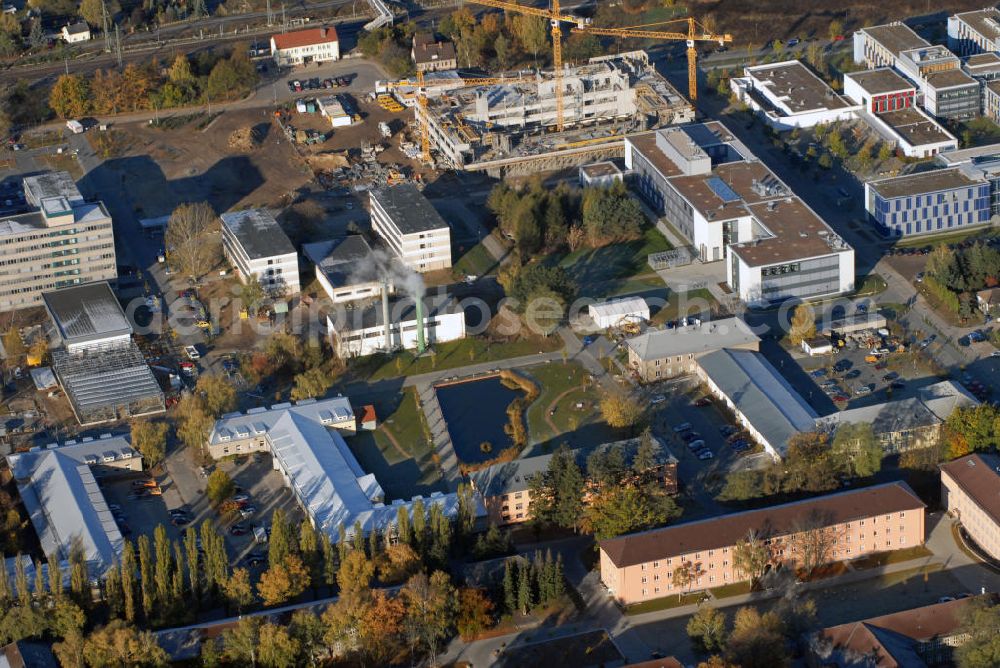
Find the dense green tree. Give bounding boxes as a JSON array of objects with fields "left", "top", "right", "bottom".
[
  {"left": 205, "top": 470, "right": 235, "bottom": 506},
  {"left": 957, "top": 599, "right": 1000, "bottom": 667},
  {"left": 584, "top": 484, "right": 680, "bottom": 541},
  {"left": 831, "top": 422, "right": 883, "bottom": 478},
  {"left": 528, "top": 445, "right": 585, "bottom": 530},
  {"left": 688, "top": 606, "right": 728, "bottom": 653}
]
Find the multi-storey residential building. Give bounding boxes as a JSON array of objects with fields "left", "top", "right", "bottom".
[
  {"left": 730, "top": 60, "right": 859, "bottom": 130},
  {"left": 370, "top": 184, "right": 451, "bottom": 273},
  {"left": 470, "top": 436, "right": 677, "bottom": 526},
  {"left": 949, "top": 7, "right": 1000, "bottom": 55},
  {"left": 0, "top": 171, "right": 116, "bottom": 312},
  {"left": 864, "top": 168, "right": 991, "bottom": 237},
  {"left": 411, "top": 32, "right": 456, "bottom": 72},
  {"left": 599, "top": 482, "right": 925, "bottom": 605},
  {"left": 625, "top": 316, "right": 760, "bottom": 382},
  {"left": 853, "top": 22, "right": 930, "bottom": 69},
  {"left": 270, "top": 26, "right": 339, "bottom": 66},
  {"left": 941, "top": 453, "right": 1000, "bottom": 561},
  {"left": 220, "top": 208, "right": 300, "bottom": 295},
  {"left": 625, "top": 121, "right": 855, "bottom": 306},
  {"left": 843, "top": 68, "right": 916, "bottom": 113}
]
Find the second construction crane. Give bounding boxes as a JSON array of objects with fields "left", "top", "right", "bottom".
[{"left": 466, "top": 0, "right": 731, "bottom": 120}]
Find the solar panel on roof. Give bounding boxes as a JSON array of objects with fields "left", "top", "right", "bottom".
[{"left": 707, "top": 176, "right": 740, "bottom": 203}]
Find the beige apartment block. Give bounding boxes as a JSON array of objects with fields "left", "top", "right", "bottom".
[
  {"left": 0, "top": 172, "right": 116, "bottom": 312},
  {"left": 941, "top": 453, "right": 1000, "bottom": 561},
  {"left": 600, "top": 482, "right": 925, "bottom": 605}
]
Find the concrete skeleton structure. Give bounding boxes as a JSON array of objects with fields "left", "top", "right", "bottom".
[
  {"left": 220, "top": 208, "right": 301, "bottom": 296},
  {"left": 949, "top": 7, "right": 1000, "bottom": 55},
  {"left": 0, "top": 171, "right": 116, "bottom": 313},
  {"left": 941, "top": 453, "right": 1000, "bottom": 562},
  {"left": 270, "top": 26, "right": 339, "bottom": 66},
  {"left": 416, "top": 51, "right": 693, "bottom": 174},
  {"left": 42, "top": 282, "right": 164, "bottom": 425},
  {"left": 600, "top": 482, "right": 926, "bottom": 605},
  {"left": 5, "top": 435, "right": 140, "bottom": 587},
  {"left": 327, "top": 292, "right": 466, "bottom": 357},
  {"left": 208, "top": 398, "right": 478, "bottom": 541},
  {"left": 730, "top": 60, "right": 859, "bottom": 130},
  {"left": 625, "top": 316, "right": 761, "bottom": 382},
  {"left": 470, "top": 436, "right": 677, "bottom": 527},
  {"left": 625, "top": 121, "right": 855, "bottom": 306},
  {"left": 369, "top": 184, "right": 452, "bottom": 273}
]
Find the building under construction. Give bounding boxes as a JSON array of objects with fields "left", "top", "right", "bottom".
[{"left": 416, "top": 51, "right": 693, "bottom": 175}]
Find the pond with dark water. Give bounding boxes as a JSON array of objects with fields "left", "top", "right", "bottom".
[{"left": 435, "top": 376, "right": 521, "bottom": 464}]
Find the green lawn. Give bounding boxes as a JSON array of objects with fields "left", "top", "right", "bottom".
[
  {"left": 556, "top": 228, "right": 672, "bottom": 297},
  {"left": 625, "top": 592, "right": 704, "bottom": 615},
  {"left": 355, "top": 336, "right": 564, "bottom": 381},
  {"left": 649, "top": 288, "right": 720, "bottom": 325},
  {"left": 523, "top": 361, "right": 608, "bottom": 446},
  {"left": 346, "top": 387, "right": 444, "bottom": 499},
  {"left": 709, "top": 581, "right": 752, "bottom": 599},
  {"left": 854, "top": 274, "right": 888, "bottom": 297},
  {"left": 452, "top": 241, "right": 498, "bottom": 278},
  {"left": 851, "top": 545, "right": 934, "bottom": 571},
  {"left": 894, "top": 227, "right": 999, "bottom": 248}
]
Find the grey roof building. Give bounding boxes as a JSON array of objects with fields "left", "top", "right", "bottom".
[
  {"left": 5, "top": 436, "right": 139, "bottom": 583},
  {"left": 626, "top": 317, "right": 761, "bottom": 381},
  {"left": 696, "top": 348, "right": 819, "bottom": 459},
  {"left": 220, "top": 209, "right": 300, "bottom": 295},
  {"left": 369, "top": 184, "right": 451, "bottom": 273},
  {"left": 43, "top": 282, "right": 164, "bottom": 425},
  {"left": 303, "top": 236, "right": 384, "bottom": 304}
]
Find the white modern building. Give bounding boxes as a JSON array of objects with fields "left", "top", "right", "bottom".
[
  {"left": 588, "top": 296, "right": 649, "bottom": 330},
  {"left": 864, "top": 167, "right": 992, "bottom": 237},
  {"left": 861, "top": 107, "right": 958, "bottom": 158},
  {"left": 270, "top": 26, "right": 339, "bottom": 66},
  {"left": 220, "top": 209, "right": 301, "bottom": 296},
  {"left": 303, "top": 236, "right": 387, "bottom": 304},
  {"left": 370, "top": 184, "right": 451, "bottom": 273},
  {"left": 730, "top": 60, "right": 859, "bottom": 130},
  {"left": 696, "top": 348, "right": 819, "bottom": 459},
  {"left": 6, "top": 435, "right": 140, "bottom": 586},
  {"left": 949, "top": 7, "right": 1000, "bottom": 56},
  {"left": 579, "top": 161, "right": 624, "bottom": 188},
  {"left": 853, "top": 22, "right": 930, "bottom": 69},
  {"left": 844, "top": 68, "right": 916, "bottom": 114},
  {"left": 207, "top": 397, "right": 479, "bottom": 541},
  {"left": 0, "top": 171, "right": 116, "bottom": 312},
  {"left": 328, "top": 293, "right": 466, "bottom": 357},
  {"left": 625, "top": 122, "right": 855, "bottom": 307}
]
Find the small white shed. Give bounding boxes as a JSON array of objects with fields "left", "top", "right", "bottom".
[
  {"left": 589, "top": 296, "right": 650, "bottom": 330},
  {"left": 802, "top": 336, "right": 834, "bottom": 356}
]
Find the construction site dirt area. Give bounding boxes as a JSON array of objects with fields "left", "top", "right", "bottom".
[{"left": 101, "top": 108, "right": 312, "bottom": 219}]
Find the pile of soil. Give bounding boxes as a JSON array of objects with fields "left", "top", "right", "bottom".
[{"left": 228, "top": 125, "right": 262, "bottom": 151}]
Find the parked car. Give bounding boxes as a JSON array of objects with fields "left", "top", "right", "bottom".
[
  {"left": 810, "top": 368, "right": 827, "bottom": 378},
  {"left": 874, "top": 361, "right": 888, "bottom": 370},
  {"left": 697, "top": 449, "right": 714, "bottom": 460},
  {"left": 184, "top": 345, "right": 200, "bottom": 360},
  {"left": 833, "top": 394, "right": 850, "bottom": 402},
  {"left": 650, "top": 394, "right": 666, "bottom": 404},
  {"left": 719, "top": 425, "right": 738, "bottom": 436},
  {"left": 240, "top": 506, "right": 257, "bottom": 518},
  {"left": 689, "top": 439, "right": 706, "bottom": 450},
  {"left": 233, "top": 493, "right": 250, "bottom": 503},
  {"left": 731, "top": 440, "right": 750, "bottom": 452},
  {"left": 883, "top": 372, "right": 899, "bottom": 381},
  {"left": 682, "top": 431, "right": 702, "bottom": 442},
  {"left": 230, "top": 524, "right": 250, "bottom": 536},
  {"left": 891, "top": 381, "right": 906, "bottom": 389},
  {"left": 854, "top": 385, "right": 873, "bottom": 395},
  {"left": 673, "top": 422, "right": 692, "bottom": 433},
  {"left": 844, "top": 369, "right": 861, "bottom": 380},
  {"left": 171, "top": 516, "right": 189, "bottom": 527}
]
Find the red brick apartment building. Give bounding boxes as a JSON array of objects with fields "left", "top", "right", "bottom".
[{"left": 600, "top": 482, "right": 925, "bottom": 605}]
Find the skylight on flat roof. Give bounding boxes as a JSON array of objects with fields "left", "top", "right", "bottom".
[{"left": 707, "top": 176, "right": 741, "bottom": 203}]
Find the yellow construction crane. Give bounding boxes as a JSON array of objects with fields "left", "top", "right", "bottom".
[
  {"left": 384, "top": 70, "right": 524, "bottom": 163},
  {"left": 466, "top": 0, "right": 590, "bottom": 132},
  {"left": 573, "top": 17, "right": 732, "bottom": 101}
]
